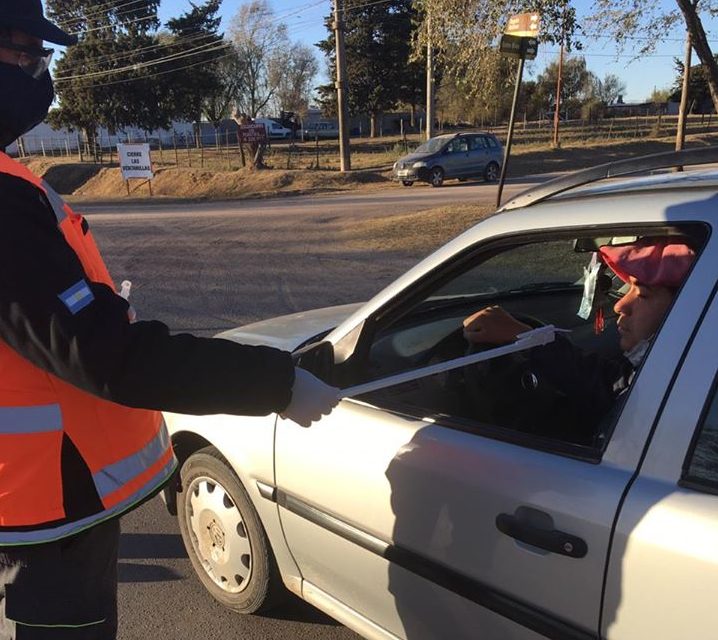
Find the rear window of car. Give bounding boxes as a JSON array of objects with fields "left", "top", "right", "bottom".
[
  {"left": 485, "top": 136, "right": 498, "bottom": 149},
  {"left": 683, "top": 377, "right": 718, "bottom": 493}
]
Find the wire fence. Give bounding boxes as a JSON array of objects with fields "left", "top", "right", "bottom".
[{"left": 11, "top": 114, "right": 718, "bottom": 172}]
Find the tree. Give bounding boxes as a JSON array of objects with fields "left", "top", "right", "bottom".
[
  {"left": 590, "top": 0, "right": 718, "bottom": 115},
  {"left": 202, "top": 48, "right": 245, "bottom": 128},
  {"left": 229, "top": 0, "right": 288, "bottom": 119},
  {"left": 591, "top": 73, "right": 626, "bottom": 105},
  {"left": 269, "top": 42, "right": 319, "bottom": 118},
  {"left": 165, "top": 0, "right": 226, "bottom": 145},
  {"left": 48, "top": 0, "right": 169, "bottom": 149},
  {"left": 316, "top": 0, "right": 418, "bottom": 137},
  {"left": 410, "top": 0, "right": 582, "bottom": 106},
  {"left": 669, "top": 56, "right": 718, "bottom": 112},
  {"left": 534, "top": 56, "right": 593, "bottom": 118}
]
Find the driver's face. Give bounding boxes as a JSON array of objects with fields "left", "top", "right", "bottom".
[{"left": 614, "top": 277, "right": 674, "bottom": 352}]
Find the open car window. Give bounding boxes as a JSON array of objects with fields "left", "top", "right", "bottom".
[{"left": 349, "top": 228, "right": 705, "bottom": 457}]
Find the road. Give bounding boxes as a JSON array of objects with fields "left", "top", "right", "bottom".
[{"left": 85, "top": 178, "right": 539, "bottom": 640}]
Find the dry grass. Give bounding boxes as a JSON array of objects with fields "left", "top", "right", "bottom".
[
  {"left": 22, "top": 124, "right": 718, "bottom": 201},
  {"left": 341, "top": 203, "right": 495, "bottom": 253}
]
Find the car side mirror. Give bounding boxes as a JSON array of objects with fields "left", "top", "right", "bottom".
[{"left": 292, "top": 340, "right": 335, "bottom": 384}]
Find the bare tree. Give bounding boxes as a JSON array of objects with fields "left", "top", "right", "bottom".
[
  {"left": 229, "top": 0, "right": 288, "bottom": 118},
  {"left": 411, "top": 0, "right": 581, "bottom": 105},
  {"left": 590, "top": 0, "right": 718, "bottom": 115},
  {"left": 269, "top": 42, "right": 318, "bottom": 118}
]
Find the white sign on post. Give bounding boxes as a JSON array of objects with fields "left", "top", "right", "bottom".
[{"left": 117, "top": 143, "right": 153, "bottom": 180}]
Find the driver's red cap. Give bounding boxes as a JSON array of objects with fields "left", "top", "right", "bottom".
[{"left": 599, "top": 238, "right": 696, "bottom": 288}]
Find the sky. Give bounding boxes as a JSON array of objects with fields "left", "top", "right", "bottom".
[{"left": 154, "top": 0, "right": 718, "bottom": 103}]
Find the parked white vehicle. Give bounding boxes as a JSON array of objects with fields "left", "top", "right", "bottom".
[
  {"left": 253, "top": 118, "right": 291, "bottom": 139},
  {"left": 164, "top": 148, "right": 718, "bottom": 640}
]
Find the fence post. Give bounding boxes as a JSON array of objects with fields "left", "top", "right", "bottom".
[
  {"left": 173, "top": 132, "right": 179, "bottom": 166},
  {"left": 77, "top": 133, "right": 83, "bottom": 162},
  {"left": 158, "top": 137, "right": 164, "bottom": 165},
  {"left": 40, "top": 139, "right": 46, "bottom": 157},
  {"left": 65, "top": 138, "right": 70, "bottom": 157},
  {"left": 238, "top": 132, "right": 245, "bottom": 168},
  {"left": 186, "top": 135, "right": 192, "bottom": 167}
]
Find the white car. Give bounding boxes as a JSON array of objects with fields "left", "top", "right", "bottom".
[
  {"left": 164, "top": 148, "right": 718, "bottom": 640},
  {"left": 254, "top": 118, "right": 292, "bottom": 139}
]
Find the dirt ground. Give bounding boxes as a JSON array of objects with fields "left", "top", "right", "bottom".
[{"left": 24, "top": 131, "right": 718, "bottom": 201}]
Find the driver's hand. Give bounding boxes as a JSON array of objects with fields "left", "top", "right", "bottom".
[{"left": 462, "top": 306, "right": 532, "bottom": 345}]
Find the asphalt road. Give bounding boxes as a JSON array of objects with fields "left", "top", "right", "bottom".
[{"left": 85, "top": 177, "right": 538, "bottom": 640}]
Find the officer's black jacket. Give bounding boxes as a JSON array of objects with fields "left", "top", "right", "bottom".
[{"left": 0, "top": 173, "right": 295, "bottom": 417}]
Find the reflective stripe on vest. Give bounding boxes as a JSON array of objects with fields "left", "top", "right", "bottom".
[
  {"left": 0, "top": 456, "right": 176, "bottom": 545},
  {"left": 93, "top": 428, "right": 170, "bottom": 499},
  {"left": 0, "top": 404, "right": 62, "bottom": 434}
]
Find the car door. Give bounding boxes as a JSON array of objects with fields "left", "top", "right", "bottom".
[
  {"left": 274, "top": 224, "right": 713, "bottom": 640},
  {"left": 467, "top": 134, "right": 489, "bottom": 176},
  {"left": 602, "top": 280, "right": 718, "bottom": 639},
  {"left": 441, "top": 137, "right": 470, "bottom": 178}
]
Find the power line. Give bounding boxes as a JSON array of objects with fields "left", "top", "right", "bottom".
[
  {"left": 54, "top": 37, "right": 229, "bottom": 81},
  {"left": 56, "top": 31, "right": 217, "bottom": 71},
  {"left": 55, "top": 49, "right": 236, "bottom": 89},
  {"left": 57, "top": 0, "right": 153, "bottom": 29}
]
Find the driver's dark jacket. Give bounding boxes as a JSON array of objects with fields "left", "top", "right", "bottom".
[
  {"left": 0, "top": 172, "right": 295, "bottom": 528},
  {"left": 527, "top": 335, "right": 635, "bottom": 445}
]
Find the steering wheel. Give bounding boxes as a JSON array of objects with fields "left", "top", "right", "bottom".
[{"left": 462, "top": 313, "right": 553, "bottom": 429}]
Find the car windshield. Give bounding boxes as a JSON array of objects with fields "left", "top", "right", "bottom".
[{"left": 414, "top": 138, "right": 448, "bottom": 154}]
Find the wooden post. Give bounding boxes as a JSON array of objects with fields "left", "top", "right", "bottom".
[
  {"left": 186, "top": 135, "right": 192, "bottom": 167},
  {"left": 77, "top": 133, "right": 83, "bottom": 162},
  {"left": 158, "top": 137, "right": 164, "bottom": 164},
  {"left": 65, "top": 138, "right": 70, "bottom": 156},
  {"left": 40, "top": 139, "right": 46, "bottom": 157}
]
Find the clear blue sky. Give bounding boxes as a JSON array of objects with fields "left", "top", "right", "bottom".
[{"left": 155, "top": 0, "right": 718, "bottom": 103}]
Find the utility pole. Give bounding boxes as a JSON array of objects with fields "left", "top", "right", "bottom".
[
  {"left": 426, "top": 11, "right": 435, "bottom": 140},
  {"left": 334, "top": 0, "right": 351, "bottom": 171},
  {"left": 676, "top": 31, "right": 692, "bottom": 162},
  {"left": 552, "top": 12, "right": 565, "bottom": 148}
]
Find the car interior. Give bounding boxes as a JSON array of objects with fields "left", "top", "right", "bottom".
[{"left": 337, "top": 226, "right": 706, "bottom": 457}]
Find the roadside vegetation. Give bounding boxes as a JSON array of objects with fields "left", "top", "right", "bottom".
[{"left": 26, "top": 117, "right": 718, "bottom": 201}]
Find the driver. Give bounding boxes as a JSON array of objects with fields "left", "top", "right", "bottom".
[{"left": 461, "top": 237, "right": 696, "bottom": 443}]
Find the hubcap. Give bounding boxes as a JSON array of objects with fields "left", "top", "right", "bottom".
[
  {"left": 431, "top": 170, "right": 442, "bottom": 185},
  {"left": 186, "top": 476, "right": 252, "bottom": 594}
]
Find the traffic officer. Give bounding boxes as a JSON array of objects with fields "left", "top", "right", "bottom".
[{"left": 0, "top": 2, "right": 338, "bottom": 638}]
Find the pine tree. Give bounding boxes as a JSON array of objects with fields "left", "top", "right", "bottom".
[
  {"left": 48, "top": 0, "right": 170, "bottom": 148},
  {"left": 316, "top": 0, "right": 418, "bottom": 137},
  {"left": 165, "top": 0, "right": 225, "bottom": 145}
]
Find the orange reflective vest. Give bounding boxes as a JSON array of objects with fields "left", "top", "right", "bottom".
[{"left": 0, "top": 152, "right": 176, "bottom": 545}]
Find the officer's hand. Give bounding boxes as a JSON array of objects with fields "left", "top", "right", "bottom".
[
  {"left": 462, "top": 306, "right": 532, "bottom": 345},
  {"left": 280, "top": 368, "right": 340, "bottom": 428}
]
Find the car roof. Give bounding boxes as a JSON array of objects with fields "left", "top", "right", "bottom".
[{"left": 500, "top": 146, "right": 718, "bottom": 211}]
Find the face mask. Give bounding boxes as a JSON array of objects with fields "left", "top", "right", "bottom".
[{"left": 0, "top": 64, "right": 54, "bottom": 149}]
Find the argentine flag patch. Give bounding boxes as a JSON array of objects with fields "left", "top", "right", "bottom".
[{"left": 58, "top": 279, "right": 95, "bottom": 314}]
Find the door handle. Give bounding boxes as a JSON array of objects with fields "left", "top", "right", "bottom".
[{"left": 496, "top": 513, "right": 587, "bottom": 558}]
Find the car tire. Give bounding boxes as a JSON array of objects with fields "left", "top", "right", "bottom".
[
  {"left": 401, "top": 180, "right": 414, "bottom": 187},
  {"left": 177, "top": 446, "right": 285, "bottom": 614},
  {"left": 484, "top": 161, "right": 500, "bottom": 183},
  {"left": 429, "top": 167, "right": 444, "bottom": 187}
]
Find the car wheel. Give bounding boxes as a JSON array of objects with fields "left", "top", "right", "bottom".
[
  {"left": 401, "top": 180, "right": 414, "bottom": 187},
  {"left": 484, "top": 161, "right": 500, "bottom": 183},
  {"left": 177, "top": 446, "right": 284, "bottom": 614},
  {"left": 429, "top": 167, "right": 444, "bottom": 187}
]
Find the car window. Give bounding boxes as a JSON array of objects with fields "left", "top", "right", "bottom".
[
  {"left": 447, "top": 139, "right": 467, "bottom": 153},
  {"left": 485, "top": 136, "right": 498, "bottom": 149},
  {"left": 683, "top": 378, "right": 718, "bottom": 492},
  {"left": 469, "top": 136, "right": 487, "bottom": 151},
  {"left": 353, "top": 230, "right": 702, "bottom": 455}
]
